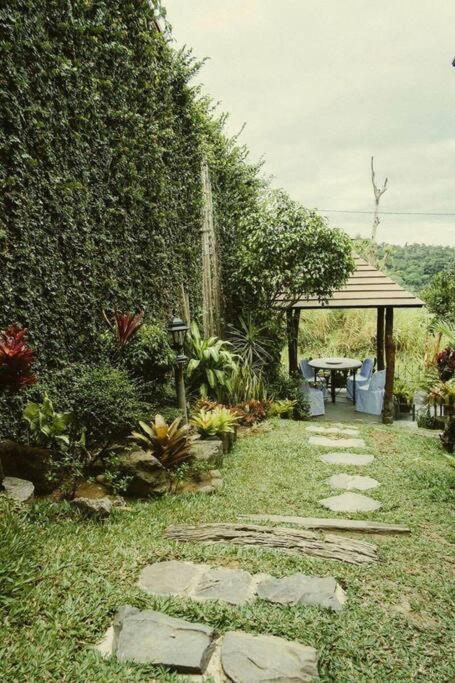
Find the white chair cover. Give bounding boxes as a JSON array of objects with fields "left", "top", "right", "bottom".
[
  {"left": 346, "top": 357, "right": 374, "bottom": 400},
  {"left": 355, "top": 370, "right": 386, "bottom": 415},
  {"left": 301, "top": 380, "right": 325, "bottom": 417}
]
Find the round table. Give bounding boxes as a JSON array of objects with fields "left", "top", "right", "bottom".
[{"left": 308, "top": 357, "right": 362, "bottom": 404}]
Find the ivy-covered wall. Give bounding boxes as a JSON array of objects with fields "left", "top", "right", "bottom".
[{"left": 0, "top": 0, "right": 205, "bottom": 367}]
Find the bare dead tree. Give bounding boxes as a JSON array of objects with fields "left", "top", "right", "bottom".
[{"left": 370, "top": 156, "right": 388, "bottom": 242}]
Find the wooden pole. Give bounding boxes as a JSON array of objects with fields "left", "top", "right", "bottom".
[
  {"left": 376, "top": 306, "right": 385, "bottom": 370},
  {"left": 286, "top": 308, "right": 300, "bottom": 376},
  {"left": 383, "top": 306, "right": 395, "bottom": 424}
]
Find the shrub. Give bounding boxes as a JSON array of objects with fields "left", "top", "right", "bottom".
[
  {"left": 268, "top": 371, "right": 310, "bottom": 420},
  {"left": 228, "top": 364, "right": 268, "bottom": 404},
  {"left": 227, "top": 315, "right": 274, "bottom": 368},
  {"left": 129, "top": 414, "right": 193, "bottom": 471}
]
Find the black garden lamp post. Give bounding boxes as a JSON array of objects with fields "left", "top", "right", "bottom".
[{"left": 167, "top": 314, "right": 189, "bottom": 423}]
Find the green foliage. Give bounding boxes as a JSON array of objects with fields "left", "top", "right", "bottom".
[
  {"left": 422, "top": 268, "right": 455, "bottom": 324},
  {"left": 231, "top": 189, "right": 354, "bottom": 309},
  {"left": 228, "top": 364, "right": 268, "bottom": 404},
  {"left": 0, "top": 0, "right": 204, "bottom": 369},
  {"left": 23, "top": 394, "right": 71, "bottom": 448},
  {"left": 129, "top": 414, "right": 193, "bottom": 470},
  {"left": 190, "top": 406, "right": 238, "bottom": 438},
  {"left": 376, "top": 242, "right": 455, "bottom": 293},
  {"left": 186, "top": 322, "right": 238, "bottom": 400},
  {"left": 227, "top": 315, "right": 274, "bottom": 368},
  {"left": 267, "top": 399, "right": 297, "bottom": 418},
  {"left": 393, "top": 379, "right": 414, "bottom": 404},
  {"left": 267, "top": 371, "right": 310, "bottom": 420}
]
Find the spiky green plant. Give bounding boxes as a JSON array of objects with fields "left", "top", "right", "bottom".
[
  {"left": 129, "top": 414, "right": 193, "bottom": 470},
  {"left": 186, "top": 322, "right": 238, "bottom": 400}
]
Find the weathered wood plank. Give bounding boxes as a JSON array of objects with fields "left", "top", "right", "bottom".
[
  {"left": 240, "top": 514, "right": 410, "bottom": 535},
  {"left": 165, "top": 523, "right": 378, "bottom": 565}
]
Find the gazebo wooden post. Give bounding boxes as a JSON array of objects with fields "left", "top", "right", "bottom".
[
  {"left": 376, "top": 306, "right": 385, "bottom": 370},
  {"left": 286, "top": 308, "right": 300, "bottom": 376},
  {"left": 383, "top": 306, "right": 396, "bottom": 424}
]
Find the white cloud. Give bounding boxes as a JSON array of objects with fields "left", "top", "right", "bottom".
[{"left": 166, "top": 0, "right": 455, "bottom": 246}]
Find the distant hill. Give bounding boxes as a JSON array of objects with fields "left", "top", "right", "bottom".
[{"left": 354, "top": 239, "right": 455, "bottom": 293}]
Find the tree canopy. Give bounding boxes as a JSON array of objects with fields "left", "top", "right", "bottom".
[{"left": 422, "top": 267, "right": 455, "bottom": 324}]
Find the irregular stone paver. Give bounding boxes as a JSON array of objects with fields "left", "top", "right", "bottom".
[
  {"left": 71, "top": 496, "right": 113, "bottom": 518},
  {"left": 138, "top": 561, "right": 346, "bottom": 610},
  {"left": 192, "top": 566, "right": 255, "bottom": 605},
  {"left": 115, "top": 607, "right": 215, "bottom": 673},
  {"left": 257, "top": 573, "right": 346, "bottom": 612},
  {"left": 309, "top": 436, "right": 366, "bottom": 448},
  {"left": 320, "top": 492, "right": 382, "bottom": 513},
  {"left": 2, "top": 476, "right": 34, "bottom": 504},
  {"left": 306, "top": 425, "right": 359, "bottom": 436},
  {"left": 320, "top": 452, "right": 374, "bottom": 466},
  {"left": 138, "top": 560, "right": 203, "bottom": 596},
  {"left": 221, "top": 631, "right": 318, "bottom": 682},
  {"left": 328, "top": 473, "right": 380, "bottom": 491}
]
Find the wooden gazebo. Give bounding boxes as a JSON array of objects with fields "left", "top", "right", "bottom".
[{"left": 285, "top": 257, "right": 424, "bottom": 424}]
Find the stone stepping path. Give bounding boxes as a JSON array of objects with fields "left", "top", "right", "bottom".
[
  {"left": 306, "top": 425, "right": 360, "bottom": 436},
  {"left": 320, "top": 452, "right": 374, "bottom": 466},
  {"left": 320, "top": 492, "right": 382, "bottom": 513},
  {"left": 328, "top": 473, "right": 380, "bottom": 491},
  {"left": 97, "top": 606, "right": 319, "bottom": 680},
  {"left": 138, "top": 560, "right": 346, "bottom": 611},
  {"left": 241, "top": 514, "right": 410, "bottom": 534},
  {"left": 309, "top": 436, "right": 366, "bottom": 449}
]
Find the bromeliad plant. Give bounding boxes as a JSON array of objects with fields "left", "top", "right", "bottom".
[
  {"left": 129, "top": 414, "right": 193, "bottom": 471},
  {"left": 267, "top": 399, "right": 297, "bottom": 418},
  {"left": 0, "top": 325, "right": 36, "bottom": 390},
  {"left": 190, "top": 406, "right": 239, "bottom": 438},
  {"left": 186, "top": 322, "right": 238, "bottom": 400}
]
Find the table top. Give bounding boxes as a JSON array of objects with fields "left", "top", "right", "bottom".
[{"left": 308, "top": 357, "right": 362, "bottom": 370}]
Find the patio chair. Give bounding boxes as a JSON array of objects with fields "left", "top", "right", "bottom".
[
  {"left": 346, "top": 357, "right": 374, "bottom": 401},
  {"left": 299, "top": 358, "right": 328, "bottom": 398},
  {"left": 301, "top": 379, "right": 325, "bottom": 417},
  {"left": 355, "top": 370, "right": 386, "bottom": 416}
]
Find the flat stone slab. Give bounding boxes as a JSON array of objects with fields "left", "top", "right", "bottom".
[
  {"left": 320, "top": 452, "right": 374, "bottom": 466},
  {"left": 221, "top": 631, "right": 319, "bottom": 682},
  {"left": 138, "top": 560, "right": 203, "bottom": 596},
  {"left": 306, "top": 425, "right": 359, "bottom": 436},
  {"left": 115, "top": 607, "right": 214, "bottom": 673},
  {"left": 309, "top": 436, "right": 366, "bottom": 448},
  {"left": 192, "top": 566, "right": 255, "bottom": 605},
  {"left": 138, "top": 561, "right": 346, "bottom": 610},
  {"left": 2, "top": 476, "right": 34, "bottom": 504},
  {"left": 328, "top": 473, "right": 380, "bottom": 491},
  {"left": 257, "top": 573, "right": 346, "bottom": 612},
  {"left": 320, "top": 492, "right": 382, "bottom": 513}
]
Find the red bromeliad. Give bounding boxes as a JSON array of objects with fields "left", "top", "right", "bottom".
[
  {"left": 0, "top": 325, "right": 37, "bottom": 389},
  {"left": 104, "top": 309, "right": 144, "bottom": 348}
]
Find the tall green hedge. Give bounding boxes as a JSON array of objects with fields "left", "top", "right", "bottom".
[{"left": 0, "top": 0, "right": 205, "bottom": 366}]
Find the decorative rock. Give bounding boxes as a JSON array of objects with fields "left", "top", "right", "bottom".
[
  {"left": 309, "top": 436, "right": 366, "bottom": 448},
  {"left": 306, "top": 425, "right": 359, "bottom": 436},
  {"left": 319, "top": 492, "right": 382, "bottom": 513},
  {"left": 328, "top": 473, "right": 380, "bottom": 491},
  {"left": 115, "top": 608, "right": 214, "bottom": 673},
  {"left": 176, "top": 469, "right": 223, "bottom": 495},
  {"left": 192, "top": 566, "right": 255, "bottom": 605},
  {"left": 138, "top": 560, "right": 203, "bottom": 596},
  {"left": 191, "top": 439, "right": 224, "bottom": 468},
  {"left": 221, "top": 631, "right": 319, "bottom": 682},
  {"left": 0, "top": 440, "right": 54, "bottom": 493},
  {"left": 320, "top": 452, "right": 374, "bottom": 466},
  {"left": 257, "top": 573, "right": 346, "bottom": 612},
  {"left": 2, "top": 476, "right": 34, "bottom": 504},
  {"left": 117, "top": 449, "right": 171, "bottom": 496},
  {"left": 71, "top": 496, "right": 113, "bottom": 518}
]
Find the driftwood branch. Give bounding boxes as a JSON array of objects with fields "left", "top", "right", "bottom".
[
  {"left": 165, "top": 523, "right": 378, "bottom": 565},
  {"left": 370, "top": 156, "right": 388, "bottom": 244},
  {"left": 240, "top": 514, "right": 410, "bottom": 535}
]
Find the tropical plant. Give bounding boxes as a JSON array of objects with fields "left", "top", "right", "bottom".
[
  {"left": 227, "top": 315, "right": 274, "bottom": 368},
  {"left": 436, "top": 347, "right": 455, "bottom": 382},
  {"left": 228, "top": 364, "right": 267, "bottom": 404},
  {"left": 233, "top": 399, "right": 268, "bottom": 426},
  {"left": 190, "top": 406, "right": 238, "bottom": 438},
  {"left": 393, "top": 379, "right": 414, "bottom": 405},
  {"left": 0, "top": 325, "right": 36, "bottom": 390},
  {"left": 23, "top": 394, "right": 72, "bottom": 448},
  {"left": 104, "top": 309, "right": 144, "bottom": 349},
  {"left": 186, "top": 322, "right": 238, "bottom": 400},
  {"left": 129, "top": 414, "right": 193, "bottom": 470},
  {"left": 427, "top": 380, "right": 455, "bottom": 408},
  {"left": 267, "top": 399, "right": 297, "bottom": 418}
]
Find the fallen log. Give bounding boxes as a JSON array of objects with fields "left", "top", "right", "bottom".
[
  {"left": 240, "top": 514, "right": 410, "bottom": 535},
  {"left": 165, "top": 523, "right": 378, "bottom": 565}
]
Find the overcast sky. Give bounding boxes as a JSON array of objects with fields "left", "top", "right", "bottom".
[{"left": 167, "top": 0, "right": 454, "bottom": 246}]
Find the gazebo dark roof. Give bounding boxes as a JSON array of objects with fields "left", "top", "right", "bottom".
[{"left": 289, "top": 256, "right": 424, "bottom": 310}]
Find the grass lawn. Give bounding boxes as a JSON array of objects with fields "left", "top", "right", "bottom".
[{"left": 1, "top": 419, "right": 454, "bottom": 682}]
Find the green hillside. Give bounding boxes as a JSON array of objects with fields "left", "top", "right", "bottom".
[{"left": 376, "top": 242, "right": 455, "bottom": 292}]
